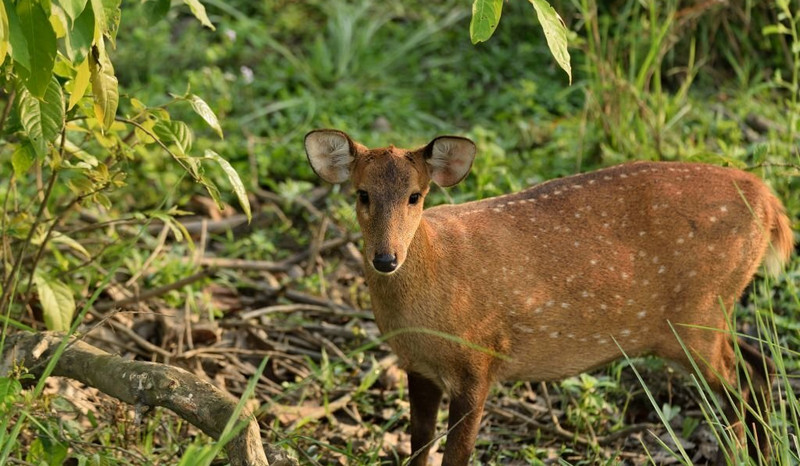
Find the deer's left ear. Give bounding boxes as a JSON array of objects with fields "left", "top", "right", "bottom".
[{"left": 425, "top": 136, "right": 476, "bottom": 187}]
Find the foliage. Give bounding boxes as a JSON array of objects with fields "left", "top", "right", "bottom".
[{"left": 470, "top": 0, "right": 572, "bottom": 82}]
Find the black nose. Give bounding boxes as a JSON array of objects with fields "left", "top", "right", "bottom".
[{"left": 372, "top": 254, "right": 398, "bottom": 273}]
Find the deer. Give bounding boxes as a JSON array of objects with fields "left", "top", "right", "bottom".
[{"left": 304, "top": 129, "right": 794, "bottom": 465}]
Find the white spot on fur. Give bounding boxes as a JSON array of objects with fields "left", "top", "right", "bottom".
[
  {"left": 514, "top": 323, "right": 535, "bottom": 334},
  {"left": 658, "top": 265, "right": 666, "bottom": 274},
  {"left": 708, "top": 245, "right": 715, "bottom": 252},
  {"left": 652, "top": 256, "right": 659, "bottom": 264},
  {"left": 590, "top": 259, "right": 598, "bottom": 266},
  {"left": 637, "top": 311, "right": 647, "bottom": 318},
  {"left": 677, "top": 238, "right": 684, "bottom": 244},
  {"left": 710, "top": 216, "right": 718, "bottom": 223},
  {"left": 534, "top": 307, "right": 543, "bottom": 314},
  {"left": 550, "top": 331, "right": 560, "bottom": 338},
  {"left": 688, "top": 270, "right": 697, "bottom": 277},
  {"left": 720, "top": 205, "right": 728, "bottom": 212},
  {"left": 642, "top": 279, "right": 650, "bottom": 286}
]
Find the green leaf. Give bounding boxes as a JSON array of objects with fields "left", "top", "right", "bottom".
[
  {"left": 17, "top": 0, "right": 57, "bottom": 97},
  {"left": 33, "top": 274, "right": 76, "bottom": 332},
  {"left": 182, "top": 0, "right": 214, "bottom": 30},
  {"left": 153, "top": 119, "right": 193, "bottom": 154},
  {"left": 88, "top": 41, "right": 118, "bottom": 130},
  {"left": 0, "top": 377, "right": 23, "bottom": 410},
  {"left": 50, "top": 231, "right": 91, "bottom": 259},
  {"left": 204, "top": 149, "right": 252, "bottom": 221},
  {"left": 4, "top": 0, "right": 30, "bottom": 70},
  {"left": 19, "top": 77, "right": 65, "bottom": 158},
  {"left": 11, "top": 141, "right": 36, "bottom": 177},
  {"left": 469, "top": 0, "right": 502, "bottom": 44},
  {"left": 64, "top": 0, "right": 93, "bottom": 63},
  {"left": 762, "top": 24, "right": 791, "bottom": 36},
  {"left": 188, "top": 94, "right": 223, "bottom": 138},
  {"left": 0, "top": 0, "right": 9, "bottom": 64},
  {"left": 144, "top": 0, "right": 170, "bottom": 24},
  {"left": 57, "top": 0, "right": 88, "bottom": 24},
  {"left": 528, "top": 0, "right": 571, "bottom": 84}
]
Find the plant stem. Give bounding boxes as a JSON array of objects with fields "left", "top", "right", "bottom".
[{"left": 0, "top": 167, "right": 58, "bottom": 321}]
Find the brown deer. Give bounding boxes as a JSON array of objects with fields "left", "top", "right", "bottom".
[{"left": 304, "top": 129, "right": 794, "bottom": 465}]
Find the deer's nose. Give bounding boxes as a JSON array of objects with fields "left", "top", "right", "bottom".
[{"left": 372, "top": 253, "right": 398, "bottom": 273}]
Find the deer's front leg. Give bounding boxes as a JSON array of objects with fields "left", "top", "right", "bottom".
[
  {"left": 408, "top": 372, "right": 444, "bottom": 466},
  {"left": 441, "top": 373, "right": 491, "bottom": 466}
]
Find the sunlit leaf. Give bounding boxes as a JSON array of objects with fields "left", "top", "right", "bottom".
[
  {"left": 88, "top": 40, "right": 118, "bottom": 130},
  {"left": 90, "top": 0, "right": 120, "bottom": 44},
  {"left": 182, "top": 0, "right": 214, "bottom": 30},
  {"left": 33, "top": 274, "right": 76, "bottom": 332},
  {"left": 204, "top": 149, "right": 252, "bottom": 221},
  {"left": 68, "top": 56, "right": 90, "bottom": 110},
  {"left": 0, "top": 0, "right": 9, "bottom": 64},
  {"left": 57, "top": 0, "right": 88, "bottom": 24},
  {"left": 188, "top": 94, "right": 223, "bottom": 138},
  {"left": 19, "top": 77, "right": 65, "bottom": 158},
  {"left": 17, "top": 0, "right": 57, "bottom": 97},
  {"left": 50, "top": 231, "right": 91, "bottom": 260},
  {"left": 153, "top": 119, "right": 193, "bottom": 154},
  {"left": 528, "top": 0, "right": 571, "bottom": 83},
  {"left": 469, "top": 0, "right": 502, "bottom": 44}
]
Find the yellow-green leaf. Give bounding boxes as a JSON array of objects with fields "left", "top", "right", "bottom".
[
  {"left": 50, "top": 231, "right": 91, "bottom": 260},
  {"left": 469, "top": 0, "right": 502, "bottom": 44},
  {"left": 11, "top": 142, "right": 36, "bottom": 177},
  {"left": 528, "top": 0, "right": 571, "bottom": 83},
  {"left": 33, "top": 274, "right": 76, "bottom": 332},
  {"left": 188, "top": 94, "right": 223, "bottom": 139},
  {"left": 204, "top": 149, "right": 251, "bottom": 222},
  {"left": 0, "top": 0, "right": 9, "bottom": 64},
  {"left": 88, "top": 41, "right": 118, "bottom": 130},
  {"left": 68, "top": 56, "right": 90, "bottom": 109},
  {"left": 182, "top": 0, "right": 214, "bottom": 30},
  {"left": 57, "top": 0, "right": 88, "bottom": 24}
]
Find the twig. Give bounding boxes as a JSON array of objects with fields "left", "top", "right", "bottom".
[
  {"left": 87, "top": 308, "right": 173, "bottom": 358},
  {"left": 93, "top": 269, "right": 212, "bottom": 311},
  {"left": 0, "top": 168, "right": 58, "bottom": 317}
]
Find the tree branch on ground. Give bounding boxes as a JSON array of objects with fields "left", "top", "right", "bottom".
[{"left": 0, "top": 331, "right": 298, "bottom": 466}]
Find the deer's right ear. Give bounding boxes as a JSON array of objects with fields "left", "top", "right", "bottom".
[{"left": 305, "top": 130, "right": 356, "bottom": 184}]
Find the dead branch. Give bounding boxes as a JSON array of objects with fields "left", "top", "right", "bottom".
[{"left": 1, "top": 331, "right": 298, "bottom": 466}]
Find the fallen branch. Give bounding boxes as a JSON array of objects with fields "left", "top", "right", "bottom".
[{"left": 1, "top": 331, "right": 297, "bottom": 466}]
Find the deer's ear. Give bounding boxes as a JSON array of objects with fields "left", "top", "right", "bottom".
[
  {"left": 305, "top": 130, "right": 357, "bottom": 184},
  {"left": 425, "top": 136, "right": 476, "bottom": 187}
]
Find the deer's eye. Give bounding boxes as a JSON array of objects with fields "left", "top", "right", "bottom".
[
  {"left": 357, "top": 190, "right": 369, "bottom": 205},
  {"left": 409, "top": 193, "right": 422, "bottom": 205}
]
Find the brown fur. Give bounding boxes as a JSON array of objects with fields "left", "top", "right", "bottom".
[{"left": 304, "top": 130, "right": 794, "bottom": 466}]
